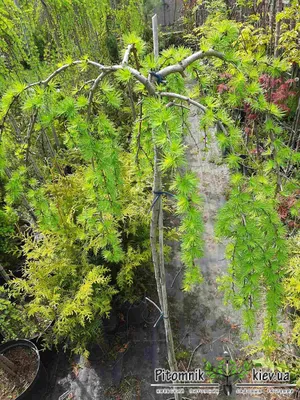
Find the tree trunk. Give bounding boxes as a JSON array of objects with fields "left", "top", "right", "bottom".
[
  {"left": 269, "top": 0, "right": 277, "bottom": 55},
  {"left": 150, "top": 145, "right": 163, "bottom": 308},
  {"left": 150, "top": 143, "right": 181, "bottom": 400},
  {"left": 274, "top": 0, "right": 283, "bottom": 57},
  {"left": 150, "top": 16, "right": 181, "bottom": 400},
  {"left": 264, "top": 0, "right": 269, "bottom": 30},
  {"left": 158, "top": 191, "right": 178, "bottom": 375}
]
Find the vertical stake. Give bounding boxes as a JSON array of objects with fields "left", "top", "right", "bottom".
[
  {"left": 152, "top": 14, "right": 159, "bottom": 61},
  {"left": 150, "top": 13, "right": 182, "bottom": 400}
]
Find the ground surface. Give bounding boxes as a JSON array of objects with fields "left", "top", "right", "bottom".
[{"left": 43, "top": 102, "right": 252, "bottom": 400}]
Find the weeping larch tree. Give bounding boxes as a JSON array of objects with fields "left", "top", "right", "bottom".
[{"left": 0, "top": 0, "right": 299, "bottom": 391}]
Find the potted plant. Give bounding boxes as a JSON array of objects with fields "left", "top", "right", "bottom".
[
  {"left": 0, "top": 286, "right": 52, "bottom": 344},
  {"left": 0, "top": 339, "right": 47, "bottom": 400},
  {"left": 0, "top": 287, "right": 23, "bottom": 341}
]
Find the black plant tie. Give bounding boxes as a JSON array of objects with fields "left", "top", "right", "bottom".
[
  {"left": 150, "top": 191, "right": 175, "bottom": 211},
  {"left": 149, "top": 71, "right": 166, "bottom": 84}
]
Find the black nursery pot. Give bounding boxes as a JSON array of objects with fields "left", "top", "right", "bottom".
[{"left": 0, "top": 339, "right": 47, "bottom": 400}]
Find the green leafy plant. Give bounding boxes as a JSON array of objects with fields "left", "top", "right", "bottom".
[
  {"left": 180, "top": 1, "right": 300, "bottom": 349},
  {"left": 204, "top": 358, "right": 251, "bottom": 382},
  {"left": 0, "top": 287, "right": 22, "bottom": 340},
  {"left": 0, "top": 286, "right": 44, "bottom": 341},
  {"left": 0, "top": 35, "right": 208, "bottom": 361},
  {"left": 216, "top": 173, "right": 288, "bottom": 336},
  {"left": 0, "top": 0, "right": 299, "bottom": 373},
  {"left": 284, "top": 232, "right": 300, "bottom": 346}
]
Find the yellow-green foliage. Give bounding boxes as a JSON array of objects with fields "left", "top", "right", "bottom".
[
  {"left": 0, "top": 0, "right": 145, "bottom": 93},
  {"left": 1, "top": 0, "right": 298, "bottom": 357},
  {"left": 181, "top": 1, "right": 300, "bottom": 340},
  {"left": 13, "top": 233, "right": 118, "bottom": 356},
  {"left": 216, "top": 174, "right": 288, "bottom": 335},
  {"left": 276, "top": 0, "right": 300, "bottom": 63},
  {"left": 284, "top": 233, "right": 300, "bottom": 346}
]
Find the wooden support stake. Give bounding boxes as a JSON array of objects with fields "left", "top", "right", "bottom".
[
  {"left": 152, "top": 14, "right": 159, "bottom": 61},
  {"left": 0, "top": 355, "right": 19, "bottom": 378},
  {"left": 150, "top": 13, "right": 181, "bottom": 400}
]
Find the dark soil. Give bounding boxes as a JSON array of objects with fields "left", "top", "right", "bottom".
[{"left": 0, "top": 346, "right": 38, "bottom": 400}]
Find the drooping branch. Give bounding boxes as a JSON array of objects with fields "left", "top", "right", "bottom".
[
  {"left": 87, "top": 72, "right": 107, "bottom": 118},
  {"left": 1, "top": 47, "right": 228, "bottom": 131},
  {"left": 0, "top": 61, "right": 83, "bottom": 131},
  {"left": 159, "top": 91, "right": 229, "bottom": 137},
  {"left": 157, "top": 50, "right": 226, "bottom": 78},
  {"left": 159, "top": 91, "right": 207, "bottom": 112},
  {"left": 76, "top": 79, "right": 95, "bottom": 94},
  {"left": 133, "top": 71, "right": 156, "bottom": 95},
  {"left": 0, "top": 63, "right": 153, "bottom": 132},
  {"left": 166, "top": 101, "right": 190, "bottom": 110},
  {"left": 41, "top": 61, "right": 87, "bottom": 86},
  {"left": 121, "top": 45, "right": 139, "bottom": 119}
]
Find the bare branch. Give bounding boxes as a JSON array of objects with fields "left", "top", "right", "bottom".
[
  {"left": 76, "top": 79, "right": 95, "bottom": 94},
  {"left": 42, "top": 60, "right": 83, "bottom": 86},
  {"left": 158, "top": 50, "right": 226, "bottom": 78},
  {"left": 86, "top": 60, "right": 105, "bottom": 69},
  {"left": 1, "top": 48, "right": 226, "bottom": 133},
  {"left": 171, "top": 267, "right": 183, "bottom": 288},
  {"left": 187, "top": 341, "right": 204, "bottom": 371},
  {"left": 122, "top": 44, "right": 134, "bottom": 65},
  {"left": 159, "top": 92, "right": 231, "bottom": 140},
  {"left": 217, "top": 121, "right": 228, "bottom": 136},
  {"left": 0, "top": 60, "right": 150, "bottom": 132},
  {"left": 128, "top": 66, "right": 156, "bottom": 94},
  {"left": 87, "top": 72, "right": 107, "bottom": 118},
  {"left": 159, "top": 92, "right": 207, "bottom": 112},
  {"left": 166, "top": 101, "right": 190, "bottom": 110}
]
